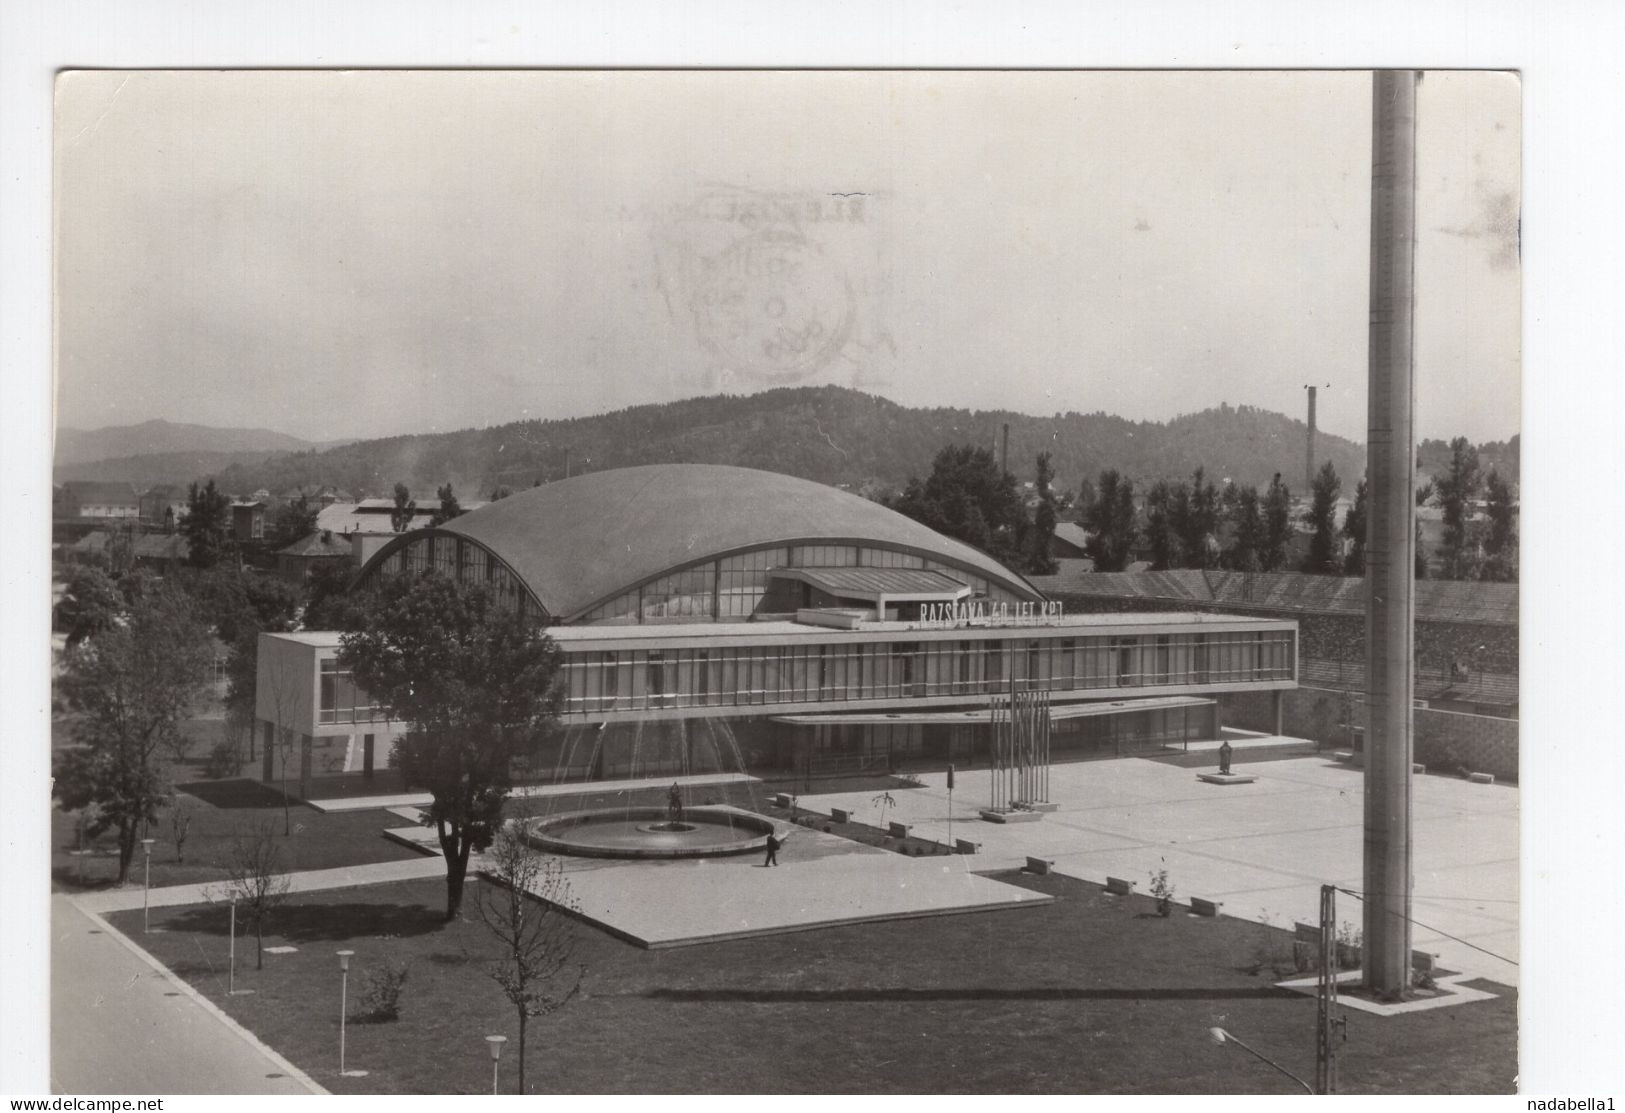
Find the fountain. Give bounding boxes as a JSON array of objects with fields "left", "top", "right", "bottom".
[{"left": 519, "top": 718, "right": 777, "bottom": 860}]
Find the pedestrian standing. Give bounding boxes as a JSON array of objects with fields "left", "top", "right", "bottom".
[{"left": 764, "top": 831, "right": 781, "bottom": 867}]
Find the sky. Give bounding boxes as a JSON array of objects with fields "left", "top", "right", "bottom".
[{"left": 54, "top": 69, "right": 1521, "bottom": 446}]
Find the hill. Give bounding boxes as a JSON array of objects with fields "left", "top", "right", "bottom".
[
  {"left": 177, "top": 387, "right": 1366, "bottom": 502},
  {"left": 54, "top": 418, "right": 328, "bottom": 469},
  {"left": 53, "top": 449, "right": 297, "bottom": 487}
]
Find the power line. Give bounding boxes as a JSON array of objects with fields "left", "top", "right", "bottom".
[{"left": 1335, "top": 887, "right": 1518, "bottom": 967}]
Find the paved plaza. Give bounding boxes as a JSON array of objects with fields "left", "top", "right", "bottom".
[
  {"left": 541, "top": 819, "right": 1052, "bottom": 947},
  {"left": 800, "top": 748, "right": 1520, "bottom": 986}
]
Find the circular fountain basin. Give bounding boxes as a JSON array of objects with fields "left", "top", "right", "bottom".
[{"left": 523, "top": 806, "right": 774, "bottom": 860}]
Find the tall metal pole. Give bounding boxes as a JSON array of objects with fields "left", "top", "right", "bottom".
[
  {"left": 1363, "top": 68, "right": 1419, "bottom": 998},
  {"left": 229, "top": 894, "right": 236, "bottom": 995}
]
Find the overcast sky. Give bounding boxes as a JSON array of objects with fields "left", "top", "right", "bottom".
[{"left": 55, "top": 70, "right": 1520, "bottom": 445}]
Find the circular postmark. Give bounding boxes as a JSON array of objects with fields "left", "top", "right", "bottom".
[{"left": 689, "top": 228, "right": 855, "bottom": 383}]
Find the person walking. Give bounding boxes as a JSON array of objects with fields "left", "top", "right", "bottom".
[{"left": 763, "top": 831, "right": 781, "bottom": 867}]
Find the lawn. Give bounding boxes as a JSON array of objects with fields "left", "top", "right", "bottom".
[{"left": 108, "top": 870, "right": 1516, "bottom": 1095}]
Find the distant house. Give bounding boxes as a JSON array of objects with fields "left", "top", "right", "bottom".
[
  {"left": 230, "top": 500, "right": 267, "bottom": 542},
  {"left": 1051, "top": 521, "right": 1091, "bottom": 560},
  {"left": 139, "top": 485, "right": 190, "bottom": 530},
  {"left": 314, "top": 497, "right": 487, "bottom": 567},
  {"left": 275, "top": 529, "right": 352, "bottom": 583},
  {"left": 132, "top": 532, "right": 189, "bottom": 573},
  {"left": 58, "top": 481, "right": 139, "bottom": 520}
]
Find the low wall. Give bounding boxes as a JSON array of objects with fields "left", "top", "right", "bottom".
[{"left": 1220, "top": 686, "right": 1519, "bottom": 783}]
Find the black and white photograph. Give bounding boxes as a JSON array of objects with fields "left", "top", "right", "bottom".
[{"left": 4, "top": 5, "right": 1621, "bottom": 1101}]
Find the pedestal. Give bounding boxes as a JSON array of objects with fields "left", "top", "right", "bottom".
[{"left": 1196, "top": 772, "right": 1257, "bottom": 786}]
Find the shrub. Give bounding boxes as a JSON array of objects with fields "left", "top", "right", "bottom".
[
  {"left": 204, "top": 738, "right": 241, "bottom": 780},
  {"left": 1148, "top": 867, "right": 1175, "bottom": 917},
  {"left": 353, "top": 958, "right": 411, "bottom": 1022}
]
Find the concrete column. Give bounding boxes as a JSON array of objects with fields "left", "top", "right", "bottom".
[
  {"left": 1273, "top": 690, "right": 1285, "bottom": 736},
  {"left": 1363, "top": 68, "right": 1419, "bottom": 997}
]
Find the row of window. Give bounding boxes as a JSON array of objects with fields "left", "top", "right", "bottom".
[
  {"left": 318, "top": 656, "right": 381, "bottom": 724},
  {"left": 559, "top": 630, "right": 1295, "bottom": 714}
]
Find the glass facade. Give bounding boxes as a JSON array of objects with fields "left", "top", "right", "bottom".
[
  {"left": 560, "top": 628, "right": 1294, "bottom": 717},
  {"left": 318, "top": 657, "right": 380, "bottom": 725}
]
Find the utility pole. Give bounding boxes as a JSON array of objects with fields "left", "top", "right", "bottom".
[
  {"left": 1316, "top": 883, "right": 1346, "bottom": 1093},
  {"left": 1304, "top": 383, "right": 1329, "bottom": 496},
  {"left": 1363, "top": 68, "right": 1419, "bottom": 999}
]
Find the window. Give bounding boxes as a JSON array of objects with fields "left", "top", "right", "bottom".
[
  {"left": 1117, "top": 637, "right": 1137, "bottom": 686},
  {"left": 1155, "top": 634, "right": 1172, "bottom": 683},
  {"left": 319, "top": 657, "right": 375, "bottom": 724}
]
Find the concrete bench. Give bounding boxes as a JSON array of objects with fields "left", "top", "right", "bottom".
[
  {"left": 1190, "top": 897, "right": 1223, "bottom": 918},
  {"left": 772, "top": 792, "right": 793, "bottom": 808},
  {"left": 1412, "top": 950, "right": 1438, "bottom": 975},
  {"left": 1468, "top": 771, "right": 1495, "bottom": 785},
  {"left": 888, "top": 820, "right": 912, "bottom": 838},
  {"left": 1025, "top": 856, "right": 1055, "bottom": 875},
  {"left": 1412, "top": 763, "right": 1427, "bottom": 775},
  {"left": 830, "top": 807, "right": 854, "bottom": 824},
  {"left": 1105, "top": 876, "right": 1135, "bottom": 896},
  {"left": 955, "top": 838, "right": 982, "bottom": 855},
  {"left": 1333, "top": 751, "right": 1355, "bottom": 763}
]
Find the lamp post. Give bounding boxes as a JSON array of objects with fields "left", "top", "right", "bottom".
[
  {"left": 485, "top": 1034, "right": 507, "bottom": 1095},
  {"left": 1208, "top": 1027, "right": 1314, "bottom": 1095},
  {"left": 336, "top": 951, "right": 367, "bottom": 1077},
  {"left": 140, "top": 838, "right": 155, "bottom": 933}
]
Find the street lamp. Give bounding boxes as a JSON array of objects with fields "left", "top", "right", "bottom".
[
  {"left": 336, "top": 951, "right": 368, "bottom": 1078},
  {"left": 1208, "top": 1027, "right": 1314, "bottom": 1095},
  {"left": 485, "top": 1034, "right": 507, "bottom": 1095},
  {"left": 139, "top": 838, "right": 156, "bottom": 933}
]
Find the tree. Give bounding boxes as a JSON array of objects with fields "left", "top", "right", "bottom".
[
  {"left": 58, "top": 564, "right": 123, "bottom": 648},
  {"left": 339, "top": 572, "right": 565, "bottom": 918},
  {"left": 1028, "top": 453, "right": 1058, "bottom": 575},
  {"left": 184, "top": 479, "right": 232, "bottom": 569},
  {"left": 53, "top": 590, "right": 211, "bottom": 884},
  {"left": 223, "top": 820, "right": 291, "bottom": 969},
  {"left": 271, "top": 493, "right": 320, "bottom": 546},
  {"left": 475, "top": 831, "right": 584, "bottom": 1094},
  {"left": 1260, "top": 473, "right": 1293, "bottom": 572},
  {"left": 489, "top": 484, "right": 515, "bottom": 502},
  {"left": 1226, "top": 484, "right": 1265, "bottom": 572},
  {"left": 1172, "top": 467, "right": 1220, "bottom": 569},
  {"left": 1083, "top": 469, "right": 1137, "bottom": 572},
  {"left": 1435, "top": 436, "right": 1483, "bottom": 580},
  {"left": 887, "top": 445, "right": 1028, "bottom": 568},
  {"left": 390, "top": 482, "right": 418, "bottom": 533},
  {"left": 1480, "top": 468, "right": 1519, "bottom": 582},
  {"left": 1341, "top": 477, "right": 1368, "bottom": 575},
  {"left": 1415, "top": 519, "right": 1430, "bottom": 579},
  {"left": 303, "top": 559, "right": 362, "bottom": 631},
  {"left": 1143, "top": 480, "right": 1181, "bottom": 571},
  {"left": 1302, "top": 461, "right": 1342, "bottom": 574},
  {"left": 430, "top": 483, "right": 465, "bottom": 528}
]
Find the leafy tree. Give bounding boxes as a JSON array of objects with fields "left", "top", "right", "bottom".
[
  {"left": 303, "top": 559, "right": 362, "bottom": 631},
  {"left": 1028, "top": 453, "right": 1058, "bottom": 575},
  {"left": 1302, "top": 461, "right": 1342, "bottom": 574},
  {"left": 1075, "top": 477, "right": 1097, "bottom": 522},
  {"left": 58, "top": 565, "right": 123, "bottom": 648},
  {"left": 1143, "top": 480, "right": 1181, "bottom": 571},
  {"left": 1341, "top": 477, "right": 1368, "bottom": 575},
  {"left": 1436, "top": 436, "right": 1483, "bottom": 580},
  {"left": 1172, "top": 466, "right": 1220, "bottom": 569},
  {"left": 476, "top": 831, "right": 584, "bottom": 1093},
  {"left": 1083, "top": 469, "right": 1137, "bottom": 572},
  {"left": 184, "top": 479, "right": 232, "bottom": 569},
  {"left": 1480, "top": 468, "right": 1518, "bottom": 582},
  {"left": 390, "top": 482, "right": 418, "bottom": 533},
  {"left": 1226, "top": 484, "right": 1265, "bottom": 572},
  {"left": 270, "top": 493, "right": 319, "bottom": 546},
  {"left": 53, "top": 590, "right": 212, "bottom": 883},
  {"left": 1415, "top": 520, "right": 1430, "bottom": 579},
  {"left": 888, "top": 445, "right": 1028, "bottom": 569},
  {"left": 1260, "top": 473, "right": 1293, "bottom": 572},
  {"left": 338, "top": 573, "right": 565, "bottom": 919},
  {"left": 430, "top": 483, "right": 465, "bottom": 528},
  {"left": 489, "top": 484, "right": 515, "bottom": 502}
]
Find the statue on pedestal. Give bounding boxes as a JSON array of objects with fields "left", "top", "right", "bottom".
[
  {"left": 1218, "top": 740, "right": 1234, "bottom": 777},
  {"left": 667, "top": 781, "right": 684, "bottom": 823}
]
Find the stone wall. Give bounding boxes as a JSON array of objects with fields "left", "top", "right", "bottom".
[{"left": 1220, "top": 686, "right": 1519, "bottom": 782}]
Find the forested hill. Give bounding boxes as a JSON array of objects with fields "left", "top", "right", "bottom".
[{"left": 201, "top": 387, "right": 1365, "bottom": 502}]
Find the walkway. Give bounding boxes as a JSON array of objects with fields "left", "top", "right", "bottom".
[
  {"left": 51, "top": 896, "right": 322, "bottom": 1094},
  {"left": 74, "top": 856, "right": 449, "bottom": 915}
]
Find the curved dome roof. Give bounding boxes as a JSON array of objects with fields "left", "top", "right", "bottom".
[{"left": 424, "top": 464, "right": 1040, "bottom": 620}]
